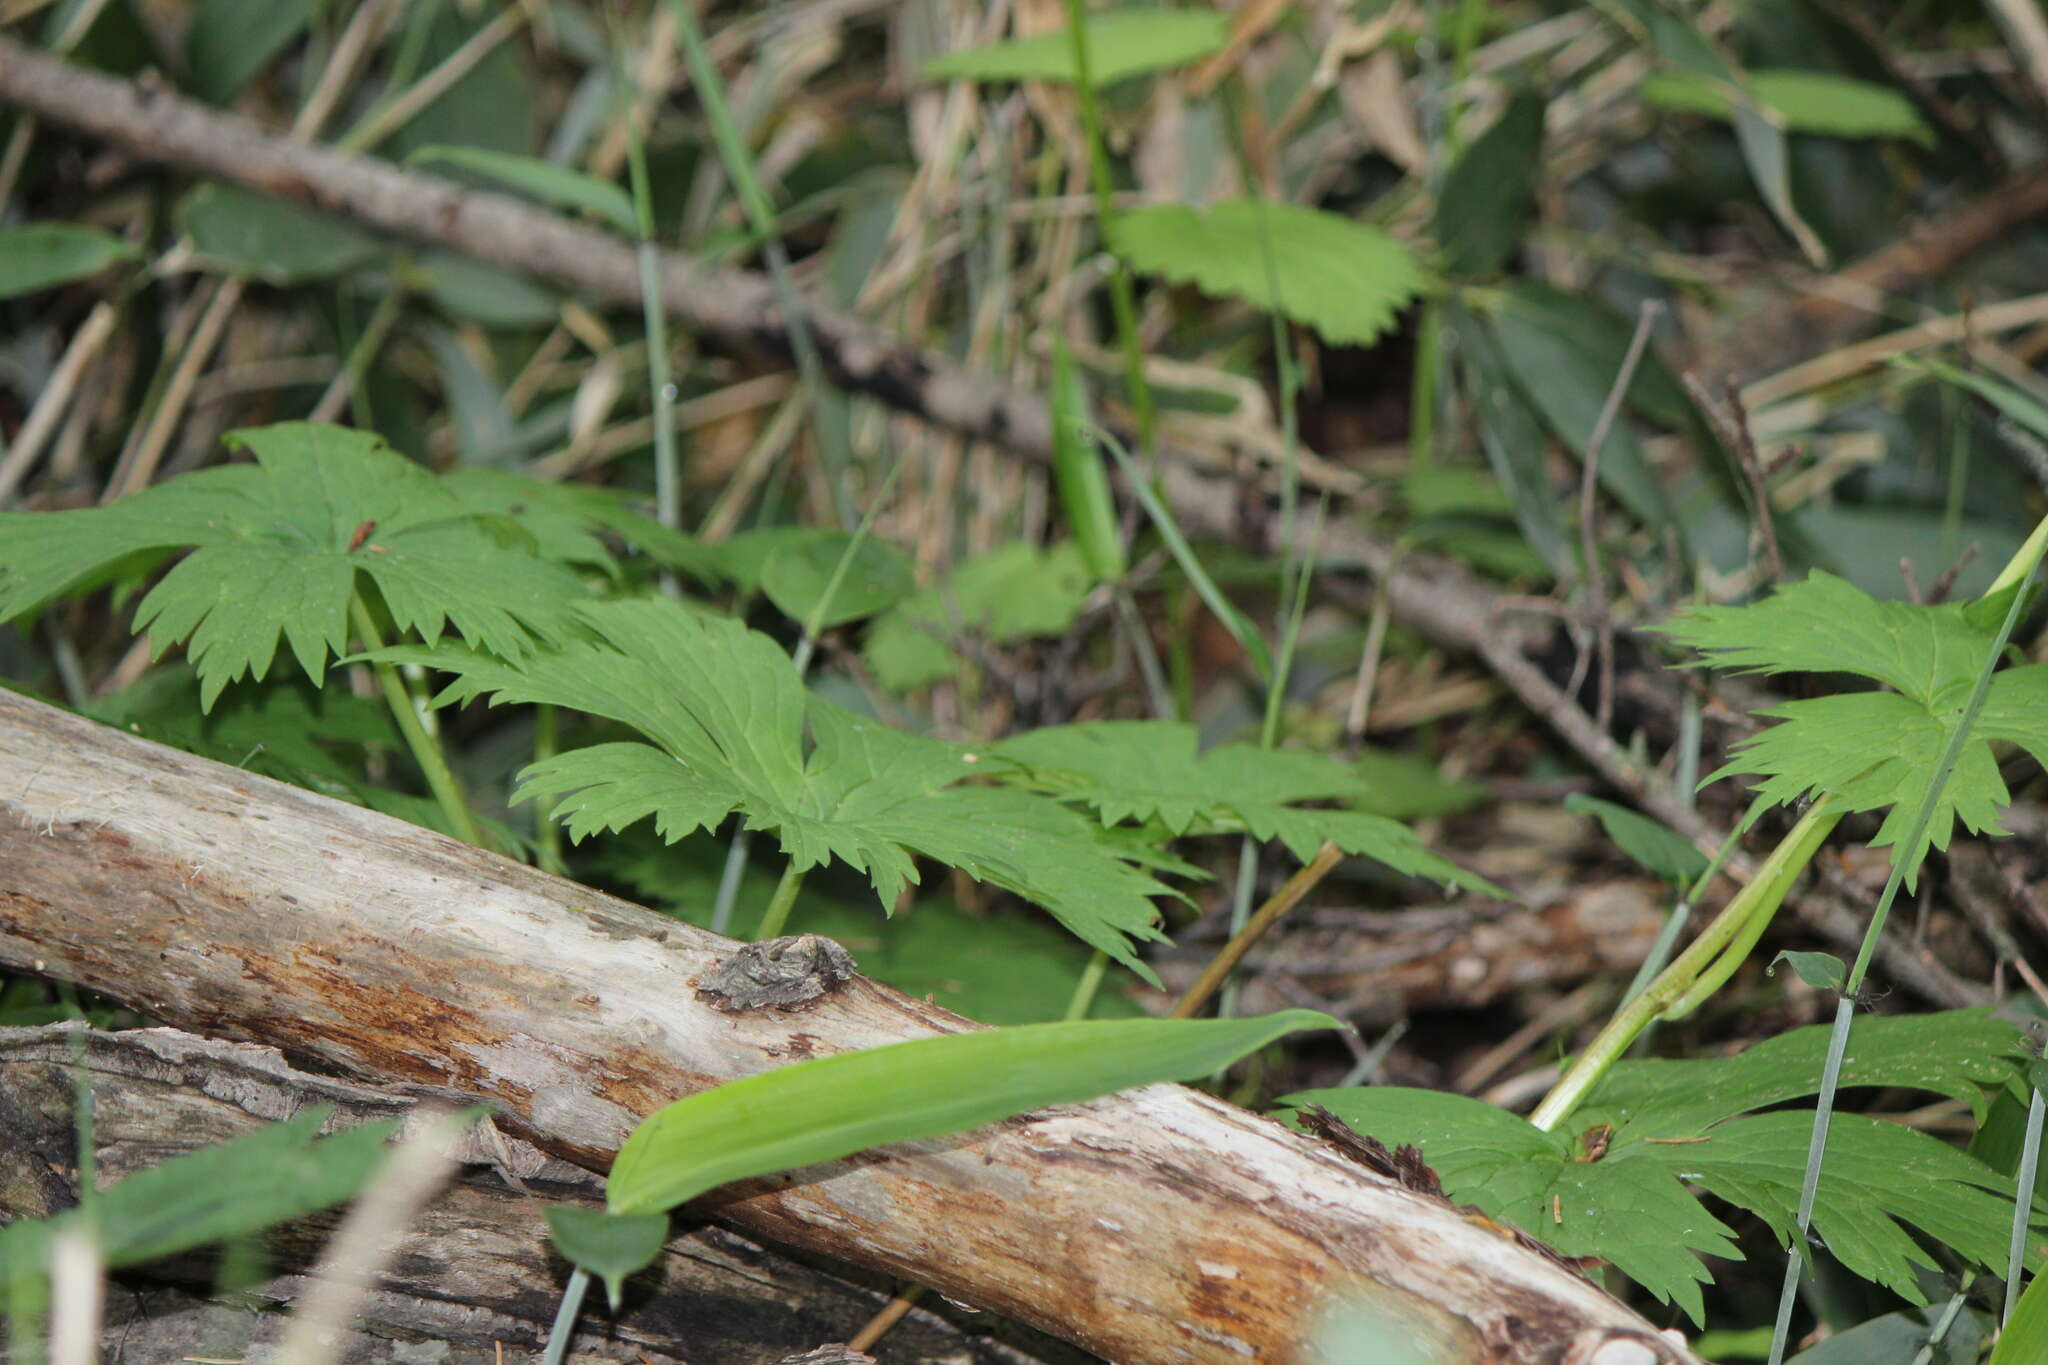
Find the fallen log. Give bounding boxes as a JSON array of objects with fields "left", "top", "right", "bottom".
[
  {"left": 0, "top": 686, "right": 1695, "bottom": 1364},
  {"left": 0, "top": 1022, "right": 1059, "bottom": 1364}
]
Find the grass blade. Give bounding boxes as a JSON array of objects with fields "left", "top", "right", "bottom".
[{"left": 608, "top": 1010, "right": 1337, "bottom": 1214}]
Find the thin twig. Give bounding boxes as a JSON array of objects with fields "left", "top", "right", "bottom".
[
  {"left": 0, "top": 298, "right": 118, "bottom": 504},
  {"left": 1574, "top": 299, "right": 1663, "bottom": 734},
  {"left": 1171, "top": 841, "right": 1345, "bottom": 1020}
]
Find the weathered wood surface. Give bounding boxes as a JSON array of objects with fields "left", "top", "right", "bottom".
[
  {"left": 0, "top": 687, "right": 1695, "bottom": 1364},
  {"left": 0, "top": 1023, "right": 1063, "bottom": 1363}
]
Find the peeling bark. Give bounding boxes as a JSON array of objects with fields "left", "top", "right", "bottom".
[{"left": 0, "top": 688, "right": 1697, "bottom": 1363}]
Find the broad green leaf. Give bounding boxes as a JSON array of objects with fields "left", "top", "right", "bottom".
[
  {"left": 609, "top": 1009, "right": 1338, "bottom": 1215},
  {"left": 1479, "top": 289, "right": 1678, "bottom": 531},
  {"left": 1050, "top": 339, "right": 1127, "bottom": 584},
  {"left": 759, "top": 533, "right": 914, "bottom": 629},
  {"left": 1770, "top": 949, "right": 1846, "bottom": 992},
  {"left": 1991, "top": 1265, "right": 2048, "bottom": 1365},
  {"left": 1787, "top": 1307, "right": 1983, "bottom": 1365},
  {"left": 1599, "top": 0, "right": 1827, "bottom": 264},
  {"left": 1442, "top": 303, "right": 1573, "bottom": 578},
  {"left": 370, "top": 599, "right": 1175, "bottom": 978},
  {"left": 1662, "top": 572, "right": 2048, "bottom": 886},
  {"left": 990, "top": 720, "right": 1501, "bottom": 894},
  {"left": 544, "top": 1206, "right": 668, "bottom": 1311},
  {"left": 186, "top": 0, "right": 317, "bottom": 105},
  {"left": 408, "top": 145, "right": 637, "bottom": 232},
  {"left": 0, "top": 224, "right": 138, "bottom": 298},
  {"left": 1285, "top": 1010, "right": 2041, "bottom": 1324},
  {"left": 1564, "top": 794, "right": 1708, "bottom": 886},
  {"left": 1108, "top": 200, "right": 1428, "bottom": 348},
  {"left": 0, "top": 422, "right": 589, "bottom": 708},
  {"left": 379, "top": 4, "right": 535, "bottom": 160},
  {"left": 177, "top": 184, "right": 383, "bottom": 284},
  {"left": 1642, "top": 70, "right": 1933, "bottom": 146},
  {"left": 0, "top": 1110, "right": 400, "bottom": 1285},
  {"left": 922, "top": 9, "right": 1226, "bottom": 86},
  {"left": 1349, "top": 750, "right": 1488, "bottom": 821},
  {"left": 863, "top": 542, "right": 1093, "bottom": 692},
  {"left": 1433, "top": 92, "right": 1545, "bottom": 278},
  {"left": 411, "top": 252, "right": 560, "bottom": 329}
]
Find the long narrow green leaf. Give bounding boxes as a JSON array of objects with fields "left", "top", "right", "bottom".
[
  {"left": 1992, "top": 1263, "right": 2048, "bottom": 1365},
  {"left": 608, "top": 1009, "right": 1337, "bottom": 1214},
  {"left": 408, "top": 145, "right": 637, "bottom": 233}
]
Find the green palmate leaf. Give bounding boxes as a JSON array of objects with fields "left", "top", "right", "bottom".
[
  {"left": 1662, "top": 571, "right": 2048, "bottom": 886},
  {"left": 1285, "top": 1010, "right": 2040, "bottom": 1324},
  {"left": 370, "top": 599, "right": 1175, "bottom": 978},
  {"left": 0, "top": 224, "right": 139, "bottom": 298},
  {"left": 1642, "top": 70, "right": 1933, "bottom": 146},
  {"left": 1434, "top": 92, "right": 1546, "bottom": 278},
  {"left": 407, "top": 145, "right": 638, "bottom": 233},
  {"left": 609, "top": 1009, "right": 1337, "bottom": 1215},
  {"left": 594, "top": 832, "right": 1150, "bottom": 1023},
  {"left": 921, "top": 9, "right": 1226, "bottom": 86},
  {"left": 543, "top": 1207, "right": 669, "bottom": 1311},
  {"left": 990, "top": 720, "right": 1501, "bottom": 895},
  {"left": 0, "top": 1109, "right": 400, "bottom": 1286},
  {"left": 1107, "top": 200, "right": 1428, "bottom": 348},
  {"left": 863, "top": 542, "right": 1093, "bottom": 692},
  {"left": 185, "top": 0, "right": 317, "bottom": 105},
  {"left": 439, "top": 467, "right": 720, "bottom": 580},
  {"left": 1564, "top": 794, "right": 1709, "bottom": 887},
  {"left": 176, "top": 184, "right": 383, "bottom": 284},
  {"left": 0, "top": 422, "right": 589, "bottom": 708}
]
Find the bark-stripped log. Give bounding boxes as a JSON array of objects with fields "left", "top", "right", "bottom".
[
  {"left": 0, "top": 1023, "right": 1061, "bottom": 1364},
  {"left": 0, "top": 687, "right": 1695, "bottom": 1365}
]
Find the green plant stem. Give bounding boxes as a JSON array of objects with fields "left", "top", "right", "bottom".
[
  {"left": 1061, "top": 0, "right": 1156, "bottom": 463},
  {"left": 752, "top": 860, "right": 808, "bottom": 941},
  {"left": 539, "top": 1267, "right": 590, "bottom": 1365},
  {"left": 349, "top": 596, "right": 484, "bottom": 849},
  {"left": 1767, "top": 542, "right": 2044, "bottom": 1365},
  {"left": 2008, "top": 1085, "right": 2046, "bottom": 1326},
  {"left": 1529, "top": 797, "right": 1842, "bottom": 1132},
  {"left": 533, "top": 703, "right": 564, "bottom": 875},
  {"left": 625, "top": 116, "right": 682, "bottom": 551},
  {"left": 1063, "top": 950, "right": 1110, "bottom": 1022}
]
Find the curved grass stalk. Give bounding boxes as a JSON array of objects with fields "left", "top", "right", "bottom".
[{"left": 1529, "top": 796, "right": 1842, "bottom": 1132}]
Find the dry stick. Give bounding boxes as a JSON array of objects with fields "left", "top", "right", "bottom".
[
  {"left": 1681, "top": 373, "right": 1784, "bottom": 587},
  {"left": 0, "top": 43, "right": 1989, "bottom": 1013},
  {"left": 1573, "top": 299, "right": 1662, "bottom": 736},
  {"left": 99, "top": 0, "right": 393, "bottom": 504},
  {"left": 0, "top": 298, "right": 117, "bottom": 503},
  {"left": 847, "top": 1286, "right": 924, "bottom": 1353},
  {"left": 1170, "top": 841, "right": 1346, "bottom": 1020}
]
